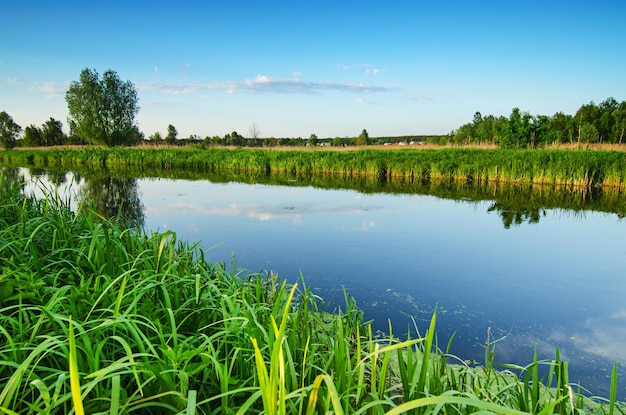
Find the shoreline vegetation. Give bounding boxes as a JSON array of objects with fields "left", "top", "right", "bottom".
[
  {"left": 1, "top": 145, "right": 626, "bottom": 189},
  {"left": 1, "top": 171, "right": 624, "bottom": 414}
]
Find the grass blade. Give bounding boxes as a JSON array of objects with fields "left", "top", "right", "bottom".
[{"left": 68, "top": 315, "right": 85, "bottom": 415}]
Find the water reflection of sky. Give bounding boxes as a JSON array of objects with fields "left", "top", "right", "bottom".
[{"left": 17, "top": 172, "right": 626, "bottom": 399}]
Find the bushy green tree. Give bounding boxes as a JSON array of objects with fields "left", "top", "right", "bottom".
[
  {"left": 356, "top": 129, "right": 369, "bottom": 146},
  {"left": 149, "top": 131, "right": 163, "bottom": 142},
  {"left": 612, "top": 102, "right": 626, "bottom": 144},
  {"left": 22, "top": 124, "right": 43, "bottom": 147},
  {"left": 165, "top": 125, "right": 178, "bottom": 145},
  {"left": 0, "top": 111, "right": 21, "bottom": 150},
  {"left": 506, "top": 108, "right": 533, "bottom": 148},
  {"left": 66, "top": 68, "right": 140, "bottom": 146},
  {"left": 550, "top": 112, "right": 575, "bottom": 144},
  {"left": 226, "top": 131, "right": 243, "bottom": 146},
  {"left": 41, "top": 118, "right": 66, "bottom": 146}
]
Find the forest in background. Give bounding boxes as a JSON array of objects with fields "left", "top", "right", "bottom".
[{"left": 2, "top": 95, "right": 625, "bottom": 149}]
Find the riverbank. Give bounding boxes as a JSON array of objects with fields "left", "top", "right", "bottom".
[
  {"left": 1, "top": 170, "right": 623, "bottom": 414},
  {"left": 1, "top": 146, "right": 626, "bottom": 189}
]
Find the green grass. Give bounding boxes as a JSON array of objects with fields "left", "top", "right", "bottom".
[
  {"left": 0, "top": 171, "right": 624, "bottom": 414},
  {"left": 2, "top": 146, "right": 626, "bottom": 188}
]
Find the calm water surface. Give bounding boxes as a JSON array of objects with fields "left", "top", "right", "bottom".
[{"left": 21, "top": 171, "right": 626, "bottom": 398}]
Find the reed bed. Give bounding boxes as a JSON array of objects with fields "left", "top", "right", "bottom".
[
  {"left": 2, "top": 146, "right": 626, "bottom": 189},
  {"left": 0, "top": 172, "right": 623, "bottom": 414}
]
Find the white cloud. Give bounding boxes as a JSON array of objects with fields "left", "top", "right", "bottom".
[
  {"left": 339, "top": 64, "right": 381, "bottom": 75},
  {"left": 154, "top": 66, "right": 159, "bottom": 73},
  {"left": 139, "top": 82, "right": 207, "bottom": 95},
  {"left": 139, "top": 74, "right": 392, "bottom": 96},
  {"left": 248, "top": 74, "right": 271, "bottom": 84},
  {"left": 179, "top": 63, "right": 191, "bottom": 72},
  {"left": 27, "top": 81, "right": 68, "bottom": 98}
]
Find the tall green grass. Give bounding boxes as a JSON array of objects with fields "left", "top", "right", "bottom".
[
  {"left": 0, "top": 171, "right": 623, "bottom": 414},
  {"left": 2, "top": 146, "right": 626, "bottom": 188}
]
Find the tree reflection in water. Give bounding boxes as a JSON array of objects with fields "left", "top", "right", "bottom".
[
  {"left": 5, "top": 164, "right": 626, "bottom": 229},
  {"left": 0, "top": 167, "right": 23, "bottom": 192},
  {"left": 487, "top": 202, "right": 547, "bottom": 228},
  {"left": 79, "top": 175, "right": 144, "bottom": 228}
]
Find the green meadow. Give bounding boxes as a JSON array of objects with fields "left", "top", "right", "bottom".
[{"left": 1, "top": 166, "right": 625, "bottom": 413}]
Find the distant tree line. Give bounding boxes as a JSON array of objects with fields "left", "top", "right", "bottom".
[
  {"left": 453, "top": 97, "right": 626, "bottom": 148},
  {"left": 1, "top": 66, "right": 625, "bottom": 150}
]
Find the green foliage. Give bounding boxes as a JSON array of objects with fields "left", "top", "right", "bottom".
[
  {"left": 356, "top": 129, "right": 370, "bottom": 146},
  {"left": 42, "top": 118, "right": 67, "bottom": 146},
  {"left": 21, "top": 118, "right": 67, "bottom": 147},
  {"left": 149, "top": 131, "right": 164, "bottom": 142},
  {"left": 0, "top": 111, "right": 21, "bottom": 150},
  {"left": 165, "top": 124, "right": 178, "bottom": 145},
  {"left": 65, "top": 68, "right": 140, "bottom": 147},
  {"left": 454, "top": 97, "right": 626, "bottom": 147},
  {"left": 22, "top": 124, "right": 43, "bottom": 147}
]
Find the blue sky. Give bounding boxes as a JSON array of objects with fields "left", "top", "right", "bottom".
[{"left": 1, "top": 1, "right": 625, "bottom": 139}]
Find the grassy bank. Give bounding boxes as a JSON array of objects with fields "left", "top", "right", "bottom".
[
  {"left": 0, "top": 173, "right": 623, "bottom": 414},
  {"left": 2, "top": 146, "right": 626, "bottom": 188}
]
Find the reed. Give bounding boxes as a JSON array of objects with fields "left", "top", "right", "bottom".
[
  {"left": 2, "top": 146, "right": 626, "bottom": 188},
  {"left": 0, "top": 172, "right": 623, "bottom": 414}
]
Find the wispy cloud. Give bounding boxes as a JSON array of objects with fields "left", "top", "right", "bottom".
[
  {"left": 154, "top": 66, "right": 159, "bottom": 73},
  {"left": 179, "top": 63, "right": 191, "bottom": 72},
  {"left": 339, "top": 63, "right": 382, "bottom": 75},
  {"left": 27, "top": 81, "right": 68, "bottom": 98},
  {"left": 146, "top": 200, "right": 383, "bottom": 222},
  {"left": 6, "top": 77, "right": 23, "bottom": 85},
  {"left": 139, "top": 74, "right": 392, "bottom": 96}
]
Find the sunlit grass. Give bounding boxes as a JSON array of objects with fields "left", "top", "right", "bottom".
[
  {"left": 0, "top": 170, "right": 624, "bottom": 414},
  {"left": 2, "top": 146, "right": 626, "bottom": 189}
]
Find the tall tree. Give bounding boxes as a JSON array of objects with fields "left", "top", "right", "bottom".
[
  {"left": 575, "top": 102, "right": 599, "bottom": 143},
  {"left": 550, "top": 112, "right": 575, "bottom": 144},
  {"left": 165, "top": 124, "right": 178, "bottom": 144},
  {"left": 356, "top": 129, "right": 370, "bottom": 146},
  {"left": 0, "top": 111, "right": 21, "bottom": 150},
  {"left": 248, "top": 123, "right": 261, "bottom": 139},
  {"left": 502, "top": 108, "right": 532, "bottom": 148},
  {"left": 22, "top": 124, "right": 43, "bottom": 147},
  {"left": 65, "top": 68, "right": 140, "bottom": 146},
  {"left": 41, "top": 118, "right": 66, "bottom": 146},
  {"left": 226, "top": 131, "right": 243, "bottom": 146},
  {"left": 149, "top": 131, "right": 163, "bottom": 142},
  {"left": 612, "top": 102, "right": 626, "bottom": 144}
]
